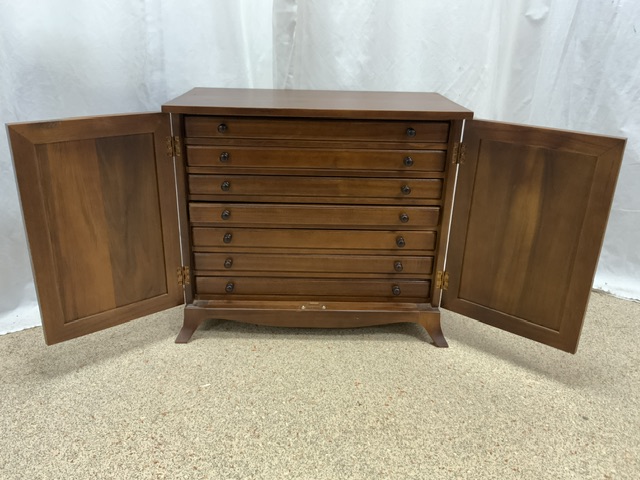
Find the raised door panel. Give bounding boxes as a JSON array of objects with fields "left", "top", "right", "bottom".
[
  {"left": 8, "top": 113, "right": 183, "bottom": 344},
  {"left": 443, "top": 120, "right": 624, "bottom": 353}
]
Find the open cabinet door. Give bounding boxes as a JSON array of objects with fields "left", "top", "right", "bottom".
[
  {"left": 8, "top": 113, "right": 184, "bottom": 345},
  {"left": 442, "top": 120, "right": 624, "bottom": 353}
]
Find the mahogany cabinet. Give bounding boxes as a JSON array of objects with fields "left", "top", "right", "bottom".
[{"left": 7, "top": 88, "right": 625, "bottom": 353}]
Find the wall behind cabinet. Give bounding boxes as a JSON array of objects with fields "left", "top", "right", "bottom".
[{"left": 1, "top": 0, "right": 638, "bottom": 333}]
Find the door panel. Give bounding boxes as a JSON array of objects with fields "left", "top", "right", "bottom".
[
  {"left": 8, "top": 113, "right": 183, "bottom": 344},
  {"left": 443, "top": 120, "right": 624, "bottom": 353}
]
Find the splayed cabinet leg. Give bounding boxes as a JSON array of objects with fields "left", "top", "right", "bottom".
[
  {"left": 175, "top": 307, "right": 210, "bottom": 343},
  {"left": 418, "top": 311, "right": 449, "bottom": 348}
]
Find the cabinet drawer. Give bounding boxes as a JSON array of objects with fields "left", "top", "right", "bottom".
[
  {"left": 194, "top": 253, "right": 434, "bottom": 276},
  {"left": 185, "top": 116, "right": 449, "bottom": 143},
  {"left": 189, "top": 204, "right": 439, "bottom": 229},
  {"left": 192, "top": 227, "right": 436, "bottom": 252},
  {"left": 189, "top": 175, "right": 443, "bottom": 201},
  {"left": 186, "top": 146, "right": 447, "bottom": 172},
  {"left": 191, "top": 228, "right": 437, "bottom": 252},
  {"left": 196, "top": 276, "right": 431, "bottom": 301}
]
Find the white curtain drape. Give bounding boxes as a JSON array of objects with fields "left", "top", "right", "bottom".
[
  {"left": 0, "top": 0, "right": 273, "bottom": 333},
  {"left": 272, "top": 0, "right": 640, "bottom": 301},
  {"left": 1, "top": 0, "right": 638, "bottom": 334}
]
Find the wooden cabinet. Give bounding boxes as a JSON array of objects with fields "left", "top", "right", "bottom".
[{"left": 7, "top": 89, "right": 625, "bottom": 353}]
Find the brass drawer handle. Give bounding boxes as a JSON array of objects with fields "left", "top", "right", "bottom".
[
  {"left": 223, "top": 233, "right": 233, "bottom": 244},
  {"left": 399, "top": 213, "right": 409, "bottom": 223},
  {"left": 401, "top": 185, "right": 412, "bottom": 195},
  {"left": 392, "top": 285, "right": 401, "bottom": 296},
  {"left": 221, "top": 181, "right": 231, "bottom": 191},
  {"left": 403, "top": 156, "right": 414, "bottom": 167},
  {"left": 396, "top": 236, "right": 406, "bottom": 248},
  {"left": 225, "top": 282, "right": 235, "bottom": 293},
  {"left": 406, "top": 127, "right": 416, "bottom": 137},
  {"left": 221, "top": 210, "right": 231, "bottom": 220},
  {"left": 217, "top": 123, "right": 228, "bottom": 133},
  {"left": 394, "top": 261, "right": 403, "bottom": 272},
  {"left": 224, "top": 258, "right": 233, "bottom": 269},
  {"left": 219, "top": 152, "right": 230, "bottom": 163}
]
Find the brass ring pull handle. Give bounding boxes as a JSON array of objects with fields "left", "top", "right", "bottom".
[
  {"left": 392, "top": 285, "right": 401, "bottom": 296},
  {"left": 224, "top": 258, "right": 233, "bottom": 269},
  {"left": 396, "top": 236, "right": 406, "bottom": 248},
  {"left": 394, "top": 261, "right": 403, "bottom": 272},
  {"left": 399, "top": 213, "right": 409, "bottom": 223},
  {"left": 225, "top": 282, "right": 235, "bottom": 293}
]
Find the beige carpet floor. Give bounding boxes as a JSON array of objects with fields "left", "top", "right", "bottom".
[{"left": 1, "top": 291, "right": 638, "bottom": 479}]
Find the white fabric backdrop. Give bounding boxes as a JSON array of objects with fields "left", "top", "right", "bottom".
[{"left": 1, "top": 0, "right": 638, "bottom": 334}]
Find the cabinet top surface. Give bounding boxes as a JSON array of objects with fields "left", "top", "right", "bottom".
[{"left": 162, "top": 88, "right": 473, "bottom": 120}]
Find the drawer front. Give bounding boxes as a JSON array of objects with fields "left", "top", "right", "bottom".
[
  {"left": 189, "top": 175, "right": 443, "bottom": 201},
  {"left": 194, "top": 253, "right": 434, "bottom": 276},
  {"left": 185, "top": 116, "right": 449, "bottom": 143},
  {"left": 189, "top": 204, "right": 439, "bottom": 229},
  {"left": 191, "top": 228, "right": 437, "bottom": 252},
  {"left": 186, "top": 146, "right": 447, "bottom": 172},
  {"left": 196, "top": 276, "right": 431, "bottom": 301}
]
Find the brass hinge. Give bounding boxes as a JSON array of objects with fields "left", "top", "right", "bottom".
[
  {"left": 177, "top": 266, "right": 190, "bottom": 286},
  {"left": 166, "top": 136, "right": 182, "bottom": 157},
  {"left": 435, "top": 270, "right": 449, "bottom": 290},
  {"left": 452, "top": 142, "right": 466, "bottom": 165}
]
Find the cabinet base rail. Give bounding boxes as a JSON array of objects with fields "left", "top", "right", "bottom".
[{"left": 175, "top": 300, "right": 448, "bottom": 347}]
